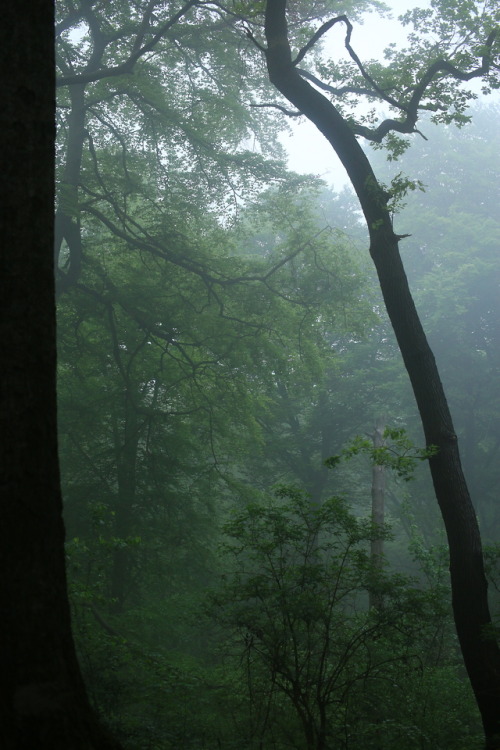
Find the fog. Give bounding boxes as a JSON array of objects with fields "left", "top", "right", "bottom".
[{"left": 3, "top": 1, "right": 499, "bottom": 747}]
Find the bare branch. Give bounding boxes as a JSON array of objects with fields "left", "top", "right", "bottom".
[
  {"left": 244, "top": 25, "right": 266, "bottom": 52},
  {"left": 250, "top": 102, "right": 302, "bottom": 117},
  {"left": 297, "top": 67, "right": 376, "bottom": 98},
  {"left": 293, "top": 15, "right": 347, "bottom": 65},
  {"left": 341, "top": 16, "right": 407, "bottom": 113},
  {"left": 292, "top": 14, "right": 407, "bottom": 114}
]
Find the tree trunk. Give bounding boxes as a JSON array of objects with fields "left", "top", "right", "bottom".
[
  {"left": 370, "top": 417, "right": 386, "bottom": 611},
  {"left": 0, "top": 2, "right": 122, "bottom": 746},
  {"left": 111, "top": 388, "right": 139, "bottom": 612},
  {"left": 263, "top": 2, "right": 500, "bottom": 745},
  {"left": 54, "top": 83, "right": 86, "bottom": 294}
]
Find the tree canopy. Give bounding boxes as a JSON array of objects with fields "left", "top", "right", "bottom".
[{"left": 2, "top": 0, "right": 499, "bottom": 747}]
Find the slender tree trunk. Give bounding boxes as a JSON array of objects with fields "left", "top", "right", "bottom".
[
  {"left": 111, "top": 389, "right": 139, "bottom": 612},
  {"left": 0, "top": 2, "right": 122, "bottom": 747},
  {"left": 276, "top": 379, "right": 329, "bottom": 506},
  {"left": 370, "top": 417, "right": 385, "bottom": 611},
  {"left": 263, "top": 2, "right": 500, "bottom": 745},
  {"left": 54, "top": 83, "right": 86, "bottom": 293}
]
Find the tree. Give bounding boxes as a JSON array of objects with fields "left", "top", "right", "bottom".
[
  {"left": 212, "top": 487, "right": 479, "bottom": 749},
  {"left": 54, "top": 4, "right": 373, "bottom": 626},
  {"left": 54, "top": 0, "right": 292, "bottom": 297},
  {"left": 212, "top": 488, "right": 392, "bottom": 750},
  {"left": 260, "top": 1, "right": 500, "bottom": 745},
  {"left": 0, "top": 1, "right": 121, "bottom": 746},
  {"left": 369, "top": 106, "right": 500, "bottom": 539},
  {"left": 58, "top": 174, "right": 372, "bottom": 607}
]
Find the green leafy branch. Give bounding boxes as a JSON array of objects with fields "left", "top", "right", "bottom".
[{"left": 325, "top": 426, "right": 439, "bottom": 481}]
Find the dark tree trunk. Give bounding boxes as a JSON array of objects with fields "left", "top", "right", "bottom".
[
  {"left": 0, "top": 2, "right": 122, "bottom": 747},
  {"left": 263, "top": 2, "right": 500, "bottom": 745}
]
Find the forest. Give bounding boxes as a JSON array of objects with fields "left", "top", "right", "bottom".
[{"left": 1, "top": 0, "right": 500, "bottom": 748}]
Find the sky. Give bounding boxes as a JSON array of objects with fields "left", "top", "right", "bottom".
[{"left": 280, "top": 0, "right": 428, "bottom": 189}]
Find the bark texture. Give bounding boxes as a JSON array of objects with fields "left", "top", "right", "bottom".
[
  {"left": 0, "top": 1, "right": 122, "bottom": 747},
  {"left": 263, "top": 1, "right": 500, "bottom": 745}
]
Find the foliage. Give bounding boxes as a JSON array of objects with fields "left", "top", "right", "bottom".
[
  {"left": 54, "top": 0, "right": 500, "bottom": 746},
  {"left": 305, "top": 0, "right": 499, "bottom": 163},
  {"left": 369, "top": 104, "right": 500, "bottom": 537},
  {"left": 261, "top": 0, "right": 500, "bottom": 738},
  {"left": 209, "top": 486, "right": 480, "bottom": 749},
  {"left": 326, "top": 427, "right": 439, "bottom": 481}
]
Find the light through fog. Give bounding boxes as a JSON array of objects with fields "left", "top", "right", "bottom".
[{"left": 281, "top": 0, "right": 429, "bottom": 188}]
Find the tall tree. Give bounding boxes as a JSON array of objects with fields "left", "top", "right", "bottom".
[
  {"left": 0, "top": 0, "right": 121, "bottom": 747},
  {"left": 370, "top": 106, "right": 500, "bottom": 538},
  {"left": 54, "top": 0, "right": 380, "bottom": 297},
  {"left": 260, "top": 1, "right": 500, "bottom": 745}
]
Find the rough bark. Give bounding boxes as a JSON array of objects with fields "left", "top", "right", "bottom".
[
  {"left": 263, "top": 2, "right": 500, "bottom": 745},
  {"left": 0, "top": 1, "right": 122, "bottom": 746}
]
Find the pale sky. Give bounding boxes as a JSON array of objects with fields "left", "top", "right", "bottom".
[{"left": 281, "top": 0, "right": 428, "bottom": 188}]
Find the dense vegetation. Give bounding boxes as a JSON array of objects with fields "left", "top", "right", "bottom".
[
  {"left": 58, "top": 96, "right": 500, "bottom": 746},
  {"left": 2, "top": 0, "right": 499, "bottom": 747}
]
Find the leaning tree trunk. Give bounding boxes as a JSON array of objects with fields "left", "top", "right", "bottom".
[
  {"left": 0, "top": 1, "right": 122, "bottom": 747},
  {"left": 263, "top": 2, "right": 500, "bottom": 745}
]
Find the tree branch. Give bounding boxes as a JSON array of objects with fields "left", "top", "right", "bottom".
[
  {"left": 296, "top": 67, "right": 376, "bottom": 99},
  {"left": 57, "top": 0, "right": 200, "bottom": 87},
  {"left": 280, "top": 10, "right": 499, "bottom": 145},
  {"left": 292, "top": 14, "right": 407, "bottom": 114},
  {"left": 250, "top": 102, "right": 301, "bottom": 116},
  {"left": 293, "top": 15, "right": 346, "bottom": 65}
]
